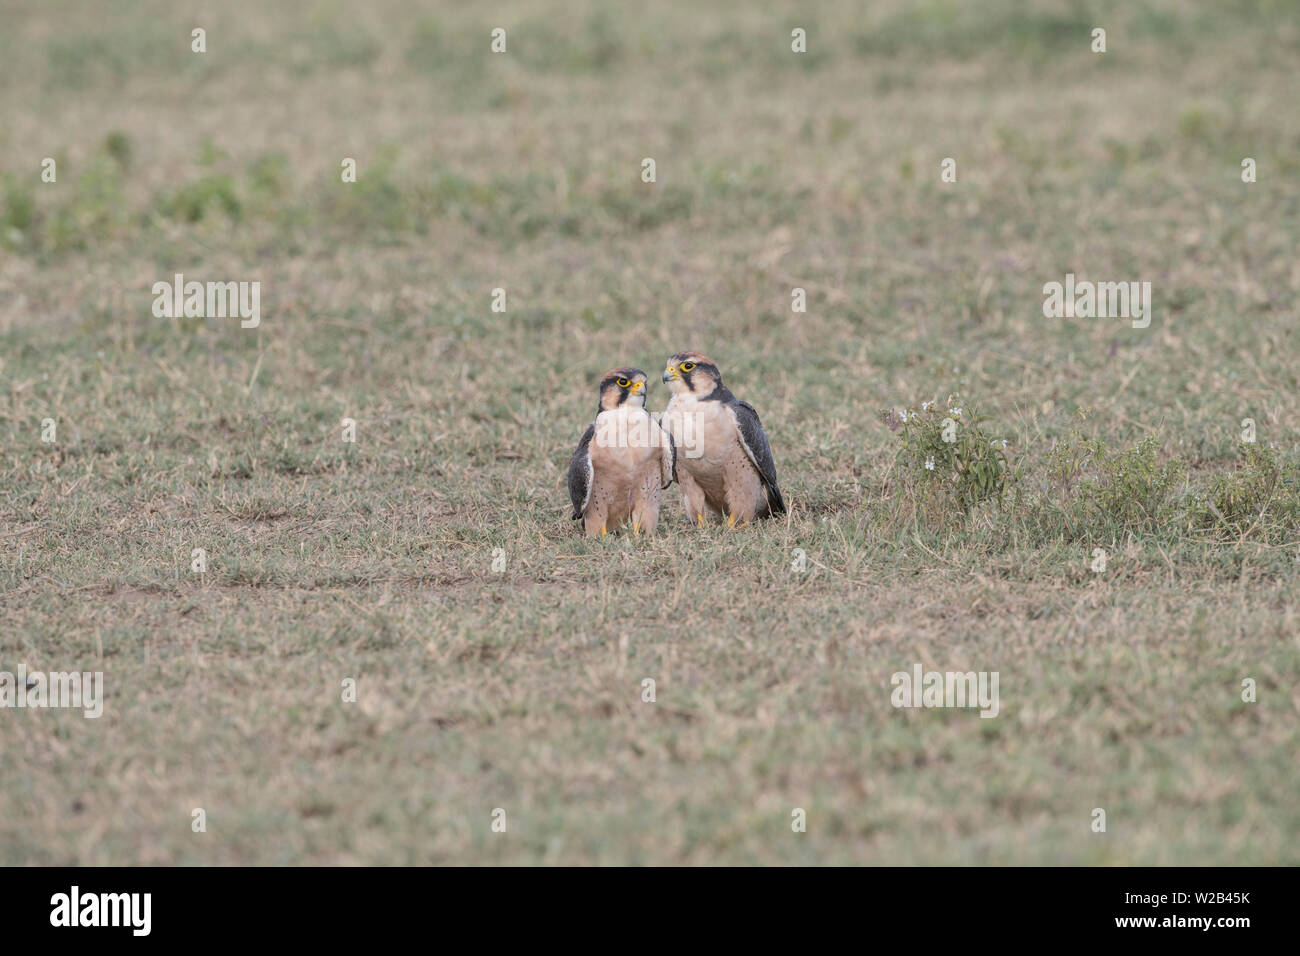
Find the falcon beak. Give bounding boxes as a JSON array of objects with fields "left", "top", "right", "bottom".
[
  {"left": 628, "top": 380, "right": 644, "bottom": 394},
  {"left": 662, "top": 366, "right": 678, "bottom": 383}
]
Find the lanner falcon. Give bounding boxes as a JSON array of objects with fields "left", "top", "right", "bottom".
[
  {"left": 660, "top": 351, "right": 785, "bottom": 526},
  {"left": 568, "top": 367, "right": 675, "bottom": 536}
]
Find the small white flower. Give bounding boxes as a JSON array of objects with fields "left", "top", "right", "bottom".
[
  {"left": 900, "top": 409, "right": 908, "bottom": 422},
  {"left": 949, "top": 407, "right": 963, "bottom": 417},
  {"left": 921, "top": 401, "right": 932, "bottom": 411},
  {"left": 990, "top": 438, "right": 1008, "bottom": 448},
  {"left": 925, "top": 456, "right": 935, "bottom": 471}
]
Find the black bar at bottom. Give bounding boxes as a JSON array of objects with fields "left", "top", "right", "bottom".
[{"left": 2, "top": 865, "right": 1279, "bottom": 943}]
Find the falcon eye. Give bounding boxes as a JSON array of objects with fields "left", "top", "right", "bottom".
[
  {"left": 616, "top": 377, "right": 631, "bottom": 388},
  {"left": 680, "top": 361, "right": 696, "bottom": 371}
]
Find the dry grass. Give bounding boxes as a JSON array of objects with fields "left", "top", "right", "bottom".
[{"left": 2, "top": 0, "right": 1299, "bottom": 864}]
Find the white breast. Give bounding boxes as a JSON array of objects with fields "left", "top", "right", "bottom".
[
  {"left": 663, "top": 395, "right": 738, "bottom": 482},
  {"left": 591, "top": 406, "right": 660, "bottom": 477}
]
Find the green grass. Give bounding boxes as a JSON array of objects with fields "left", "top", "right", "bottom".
[{"left": 1, "top": 0, "right": 1298, "bottom": 864}]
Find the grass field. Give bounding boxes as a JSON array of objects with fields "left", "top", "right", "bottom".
[{"left": 2, "top": 0, "right": 1299, "bottom": 865}]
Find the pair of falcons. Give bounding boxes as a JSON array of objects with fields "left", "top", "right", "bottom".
[{"left": 567, "top": 351, "right": 786, "bottom": 536}]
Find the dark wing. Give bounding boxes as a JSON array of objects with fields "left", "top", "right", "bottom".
[
  {"left": 567, "top": 424, "right": 595, "bottom": 519},
  {"left": 661, "top": 418, "right": 677, "bottom": 489},
  {"left": 730, "top": 399, "right": 786, "bottom": 516}
]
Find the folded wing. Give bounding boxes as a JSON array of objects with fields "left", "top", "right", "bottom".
[
  {"left": 567, "top": 424, "right": 595, "bottom": 519},
  {"left": 730, "top": 400, "right": 785, "bottom": 515}
]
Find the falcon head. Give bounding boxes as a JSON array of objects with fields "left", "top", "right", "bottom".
[
  {"left": 597, "top": 367, "right": 649, "bottom": 412},
  {"left": 662, "top": 351, "right": 721, "bottom": 397}
]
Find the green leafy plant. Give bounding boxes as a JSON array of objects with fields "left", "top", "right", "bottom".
[
  {"left": 1043, "top": 432, "right": 1184, "bottom": 535},
  {"left": 1186, "top": 443, "right": 1299, "bottom": 539},
  {"left": 881, "top": 395, "right": 1013, "bottom": 513}
]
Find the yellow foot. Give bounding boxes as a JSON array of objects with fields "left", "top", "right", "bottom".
[
  {"left": 726, "top": 513, "right": 737, "bottom": 529},
  {"left": 695, "top": 513, "right": 708, "bottom": 528},
  {"left": 632, "top": 520, "right": 642, "bottom": 535},
  {"left": 600, "top": 523, "right": 608, "bottom": 536}
]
